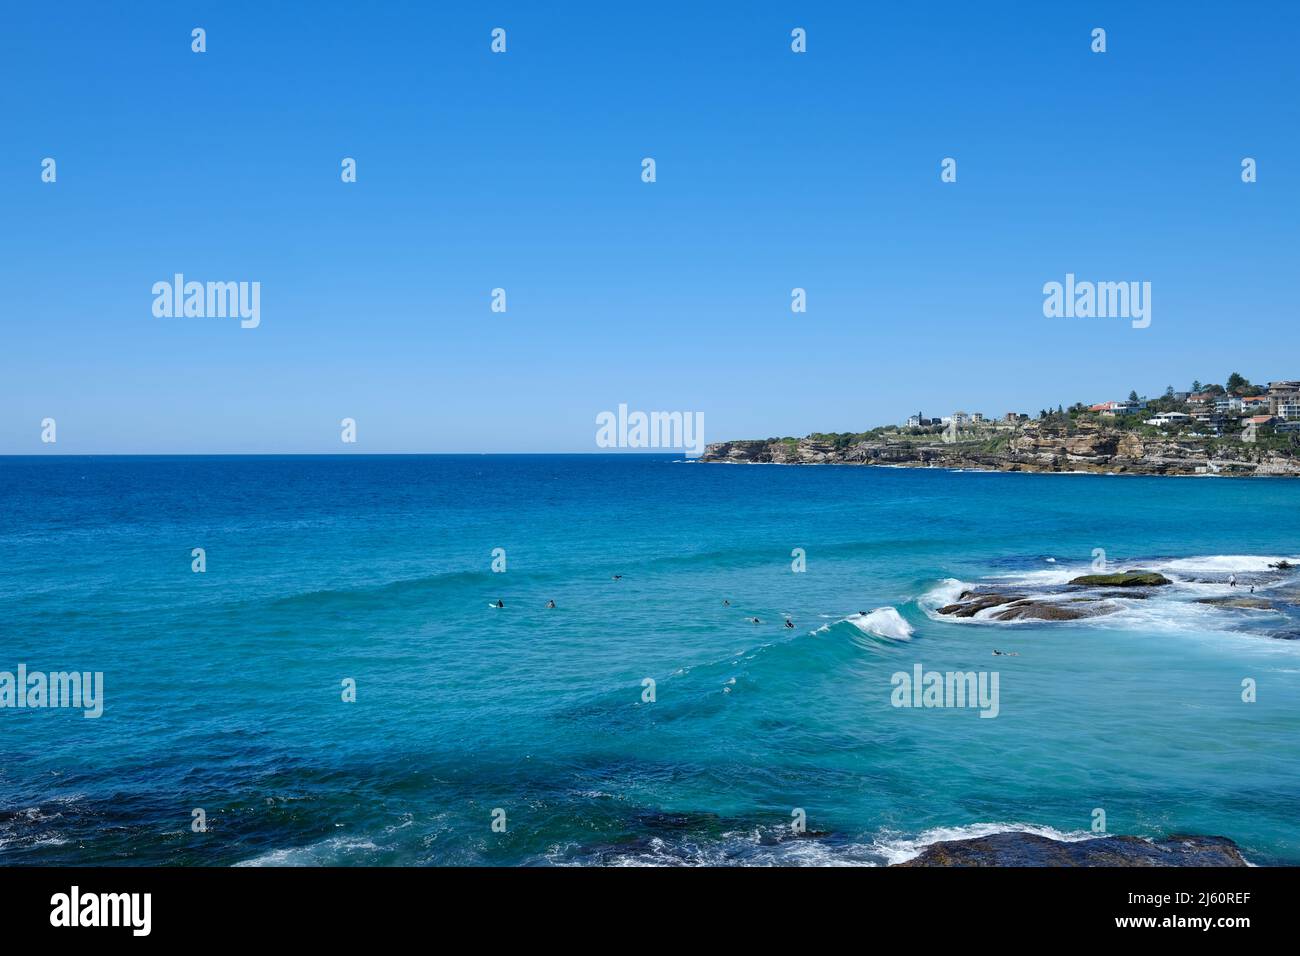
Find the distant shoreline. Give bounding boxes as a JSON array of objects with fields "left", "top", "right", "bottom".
[
  {"left": 692, "top": 458, "right": 1275, "bottom": 478},
  {"left": 698, "top": 424, "right": 1300, "bottom": 478}
]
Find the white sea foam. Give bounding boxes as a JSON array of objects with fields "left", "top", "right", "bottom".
[
  {"left": 1160, "top": 555, "right": 1300, "bottom": 574},
  {"left": 919, "top": 554, "right": 1300, "bottom": 640},
  {"left": 918, "top": 577, "right": 970, "bottom": 613},
  {"left": 234, "top": 836, "right": 383, "bottom": 867},
  {"left": 847, "top": 607, "right": 914, "bottom": 641},
  {"left": 546, "top": 830, "right": 885, "bottom": 867},
  {"left": 549, "top": 821, "right": 1115, "bottom": 867}
]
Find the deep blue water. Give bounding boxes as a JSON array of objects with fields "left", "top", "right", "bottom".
[{"left": 2, "top": 455, "right": 1299, "bottom": 865}]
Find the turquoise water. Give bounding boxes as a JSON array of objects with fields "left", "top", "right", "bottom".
[{"left": 2, "top": 455, "right": 1299, "bottom": 865}]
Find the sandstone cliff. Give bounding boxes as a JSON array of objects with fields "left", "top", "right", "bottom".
[{"left": 699, "top": 421, "right": 1300, "bottom": 477}]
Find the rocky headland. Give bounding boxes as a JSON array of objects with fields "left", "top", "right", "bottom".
[{"left": 699, "top": 419, "right": 1300, "bottom": 476}]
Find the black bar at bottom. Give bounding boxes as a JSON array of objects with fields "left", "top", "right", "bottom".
[{"left": 0, "top": 865, "right": 1282, "bottom": 941}]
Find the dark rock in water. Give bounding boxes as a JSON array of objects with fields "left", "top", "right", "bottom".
[
  {"left": 894, "top": 831, "right": 1249, "bottom": 867},
  {"left": 1196, "top": 595, "right": 1275, "bottom": 610},
  {"left": 1269, "top": 560, "right": 1294, "bottom": 570},
  {"left": 937, "top": 590, "right": 1116, "bottom": 622},
  {"left": 992, "top": 601, "right": 1116, "bottom": 621},
  {"left": 632, "top": 809, "right": 724, "bottom": 831},
  {"left": 938, "top": 593, "right": 1025, "bottom": 618},
  {"left": 1068, "top": 570, "right": 1171, "bottom": 587}
]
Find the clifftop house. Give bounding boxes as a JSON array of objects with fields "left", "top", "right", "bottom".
[
  {"left": 1091, "top": 400, "right": 1144, "bottom": 416},
  {"left": 1268, "top": 381, "right": 1300, "bottom": 417},
  {"left": 1145, "top": 412, "right": 1191, "bottom": 426}
]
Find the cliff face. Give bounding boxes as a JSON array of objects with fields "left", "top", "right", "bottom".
[{"left": 700, "top": 422, "right": 1300, "bottom": 477}]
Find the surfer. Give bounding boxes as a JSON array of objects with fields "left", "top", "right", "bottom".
[
  {"left": 784, "top": 618, "right": 794, "bottom": 629},
  {"left": 723, "top": 599, "right": 730, "bottom": 607},
  {"left": 612, "top": 574, "right": 623, "bottom": 581},
  {"left": 751, "top": 617, "right": 762, "bottom": 624},
  {"left": 545, "top": 600, "right": 556, "bottom": 608},
  {"left": 992, "top": 649, "right": 1020, "bottom": 657},
  {"left": 495, "top": 599, "right": 504, "bottom": 608}
]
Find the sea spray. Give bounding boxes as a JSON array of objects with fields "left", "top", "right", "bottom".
[{"left": 848, "top": 607, "right": 914, "bottom": 641}]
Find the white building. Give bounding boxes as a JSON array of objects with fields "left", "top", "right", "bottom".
[
  {"left": 1144, "top": 412, "right": 1190, "bottom": 427},
  {"left": 1100, "top": 401, "right": 1139, "bottom": 417}
]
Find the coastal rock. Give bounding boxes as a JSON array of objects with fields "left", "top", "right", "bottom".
[
  {"left": 991, "top": 600, "right": 1116, "bottom": 621},
  {"left": 1196, "top": 595, "right": 1275, "bottom": 610},
  {"left": 697, "top": 420, "right": 1300, "bottom": 477},
  {"left": 937, "top": 593, "right": 1025, "bottom": 618},
  {"left": 936, "top": 591, "right": 1117, "bottom": 621},
  {"left": 893, "top": 831, "right": 1250, "bottom": 867},
  {"left": 1067, "top": 571, "right": 1170, "bottom": 587},
  {"left": 703, "top": 440, "right": 781, "bottom": 463}
]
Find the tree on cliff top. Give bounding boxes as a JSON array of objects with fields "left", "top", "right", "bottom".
[{"left": 1227, "top": 372, "right": 1250, "bottom": 394}]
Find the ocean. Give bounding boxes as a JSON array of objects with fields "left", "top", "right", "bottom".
[{"left": 2, "top": 454, "right": 1299, "bottom": 865}]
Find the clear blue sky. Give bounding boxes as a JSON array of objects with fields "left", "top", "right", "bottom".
[{"left": 2, "top": 1, "right": 1297, "bottom": 453}]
